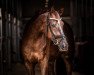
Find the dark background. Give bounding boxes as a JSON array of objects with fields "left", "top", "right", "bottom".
[{"left": 0, "top": 0, "right": 94, "bottom": 75}]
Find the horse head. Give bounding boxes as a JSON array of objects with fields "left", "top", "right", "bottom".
[{"left": 46, "top": 7, "right": 68, "bottom": 52}]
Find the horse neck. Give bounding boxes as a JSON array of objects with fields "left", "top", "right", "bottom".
[{"left": 31, "top": 13, "right": 48, "bottom": 38}]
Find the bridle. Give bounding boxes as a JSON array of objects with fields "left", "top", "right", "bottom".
[{"left": 47, "top": 12, "right": 68, "bottom": 51}]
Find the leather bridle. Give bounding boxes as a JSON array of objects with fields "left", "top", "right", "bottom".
[{"left": 47, "top": 12, "right": 68, "bottom": 51}]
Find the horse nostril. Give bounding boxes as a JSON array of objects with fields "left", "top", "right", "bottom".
[{"left": 61, "top": 45, "right": 64, "bottom": 48}]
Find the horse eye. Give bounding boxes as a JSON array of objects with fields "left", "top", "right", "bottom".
[{"left": 51, "top": 24, "right": 56, "bottom": 27}]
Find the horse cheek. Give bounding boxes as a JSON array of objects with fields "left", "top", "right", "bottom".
[{"left": 47, "top": 29, "right": 52, "bottom": 39}]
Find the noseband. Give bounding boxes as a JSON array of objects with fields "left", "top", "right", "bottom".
[{"left": 47, "top": 12, "right": 68, "bottom": 51}]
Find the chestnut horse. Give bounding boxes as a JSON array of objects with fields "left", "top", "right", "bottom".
[{"left": 21, "top": 7, "right": 75, "bottom": 75}]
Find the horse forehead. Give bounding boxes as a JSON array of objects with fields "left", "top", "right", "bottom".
[{"left": 51, "top": 12, "right": 60, "bottom": 19}]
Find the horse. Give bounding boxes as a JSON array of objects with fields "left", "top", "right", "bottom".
[{"left": 21, "top": 7, "right": 75, "bottom": 75}]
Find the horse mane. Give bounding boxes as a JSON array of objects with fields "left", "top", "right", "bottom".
[{"left": 22, "top": 10, "right": 48, "bottom": 42}]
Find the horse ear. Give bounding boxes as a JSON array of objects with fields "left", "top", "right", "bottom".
[
  {"left": 50, "top": 6, "right": 55, "bottom": 12},
  {"left": 58, "top": 8, "right": 64, "bottom": 16}
]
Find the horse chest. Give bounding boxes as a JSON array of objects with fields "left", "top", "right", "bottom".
[{"left": 24, "top": 48, "right": 45, "bottom": 62}]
